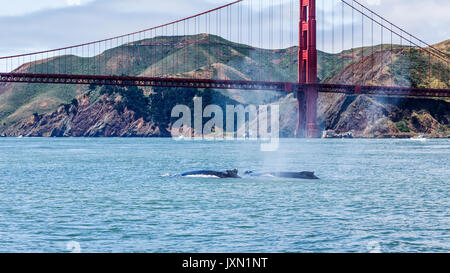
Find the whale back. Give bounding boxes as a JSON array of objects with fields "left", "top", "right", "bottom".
[
  {"left": 181, "top": 169, "right": 240, "bottom": 178},
  {"left": 243, "top": 171, "right": 319, "bottom": 180}
]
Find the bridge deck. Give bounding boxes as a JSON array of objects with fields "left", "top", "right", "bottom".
[{"left": 0, "top": 73, "right": 449, "bottom": 98}]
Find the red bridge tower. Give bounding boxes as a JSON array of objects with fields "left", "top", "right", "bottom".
[{"left": 296, "top": 0, "right": 319, "bottom": 138}]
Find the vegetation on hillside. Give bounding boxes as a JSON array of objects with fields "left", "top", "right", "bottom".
[
  {"left": 389, "top": 47, "right": 449, "bottom": 88},
  {"left": 84, "top": 84, "right": 242, "bottom": 131},
  {"left": 0, "top": 35, "right": 448, "bottom": 136}
]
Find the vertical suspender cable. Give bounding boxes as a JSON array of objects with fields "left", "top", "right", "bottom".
[
  {"left": 390, "top": 23, "right": 393, "bottom": 86},
  {"left": 352, "top": 0, "right": 354, "bottom": 84},
  {"left": 322, "top": 0, "right": 325, "bottom": 82},
  {"left": 361, "top": 5, "right": 364, "bottom": 72},
  {"left": 259, "top": 0, "right": 262, "bottom": 81},
  {"left": 342, "top": 1, "right": 344, "bottom": 74},
  {"left": 291, "top": 0, "right": 294, "bottom": 81},
  {"left": 93, "top": 42, "right": 96, "bottom": 76},
  {"left": 250, "top": 0, "right": 253, "bottom": 50},
  {"left": 428, "top": 51, "right": 431, "bottom": 88},
  {"left": 270, "top": 0, "right": 273, "bottom": 50},
  {"left": 380, "top": 18, "right": 383, "bottom": 63},
  {"left": 409, "top": 34, "right": 412, "bottom": 87},
  {"left": 173, "top": 24, "right": 175, "bottom": 76},
  {"left": 371, "top": 12, "right": 374, "bottom": 83},
  {"left": 332, "top": 1, "right": 335, "bottom": 75},
  {"left": 280, "top": 0, "right": 283, "bottom": 51}
]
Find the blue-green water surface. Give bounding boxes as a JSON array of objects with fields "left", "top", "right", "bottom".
[{"left": 0, "top": 138, "right": 448, "bottom": 252}]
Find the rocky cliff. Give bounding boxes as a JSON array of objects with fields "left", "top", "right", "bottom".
[
  {"left": 2, "top": 93, "right": 165, "bottom": 137},
  {"left": 269, "top": 93, "right": 449, "bottom": 138}
]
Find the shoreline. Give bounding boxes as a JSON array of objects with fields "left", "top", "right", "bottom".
[{"left": 1, "top": 135, "right": 449, "bottom": 139}]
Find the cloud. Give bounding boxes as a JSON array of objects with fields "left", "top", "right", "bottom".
[
  {"left": 0, "top": 0, "right": 94, "bottom": 17},
  {"left": 0, "top": 0, "right": 448, "bottom": 58},
  {"left": 67, "top": 0, "right": 82, "bottom": 6},
  {"left": 365, "top": 0, "right": 381, "bottom": 5}
]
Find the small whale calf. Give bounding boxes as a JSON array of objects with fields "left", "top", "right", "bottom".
[{"left": 177, "top": 169, "right": 318, "bottom": 180}]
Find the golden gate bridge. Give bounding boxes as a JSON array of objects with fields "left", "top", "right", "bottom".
[{"left": 0, "top": 0, "right": 449, "bottom": 137}]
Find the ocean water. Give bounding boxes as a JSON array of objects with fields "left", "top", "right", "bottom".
[{"left": 0, "top": 138, "right": 448, "bottom": 253}]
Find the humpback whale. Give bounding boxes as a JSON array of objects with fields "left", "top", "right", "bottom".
[
  {"left": 176, "top": 169, "right": 319, "bottom": 180},
  {"left": 181, "top": 169, "right": 240, "bottom": 178},
  {"left": 243, "top": 171, "right": 319, "bottom": 180}
]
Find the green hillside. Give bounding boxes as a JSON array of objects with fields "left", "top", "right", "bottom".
[
  {"left": 0, "top": 35, "right": 448, "bottom": 132},
  {"left": 0, "top": 34, "right": 298, "bottom": 129}
]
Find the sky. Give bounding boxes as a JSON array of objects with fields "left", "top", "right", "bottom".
[{"left": 0, "top": 0, "right": 448, "bottom": 58}]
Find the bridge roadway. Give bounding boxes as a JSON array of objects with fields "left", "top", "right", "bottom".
[{"left": 1, "top": 73, "right": 449, "bottom": 98}]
